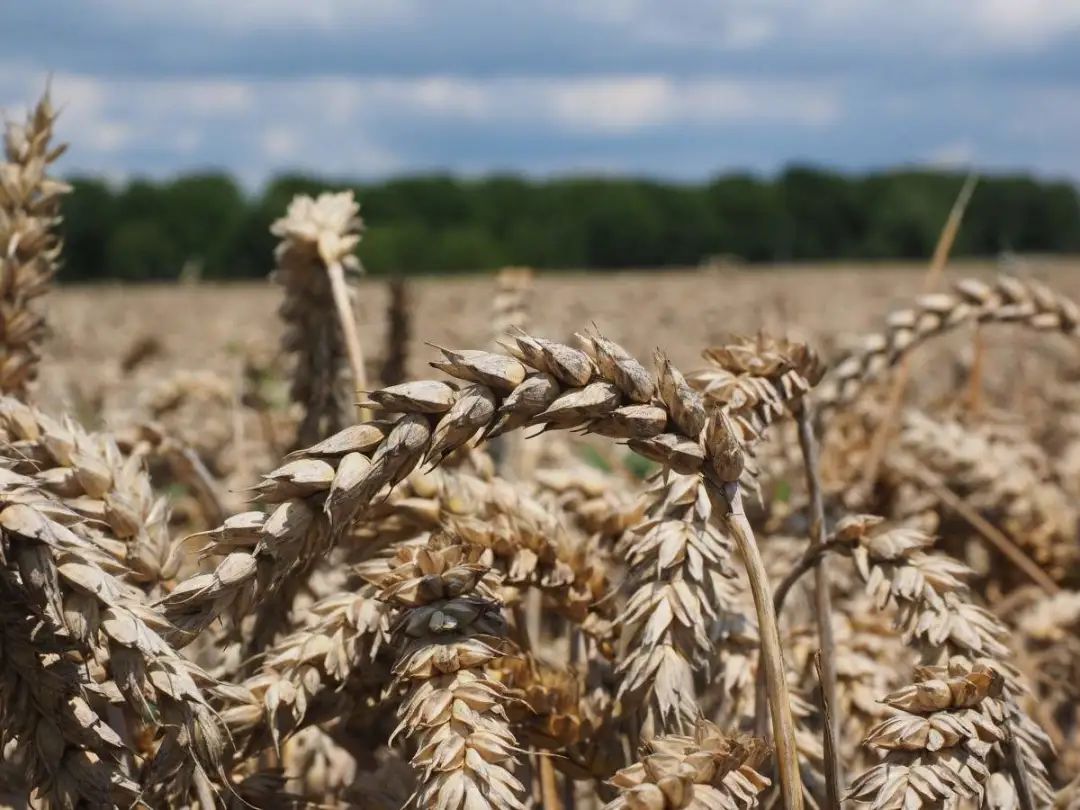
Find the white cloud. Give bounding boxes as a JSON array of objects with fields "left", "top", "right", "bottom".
[
  {"left": 924, "top": 140, "right": 977, "bottom": 168},
  {"left": 260, "top": 127, "right": 299, "bottom": 160},
  {"left": 95, "top": 0, "right": 417, "bottom": 30}
]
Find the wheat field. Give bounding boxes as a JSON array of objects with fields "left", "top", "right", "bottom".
[{"left": 2, "top": 94, "right": 1079, "bottom": 810}]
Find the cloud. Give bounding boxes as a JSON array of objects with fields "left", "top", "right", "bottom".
[{"left": 0, "top": 2, "right": 1077, "bottom": 182}]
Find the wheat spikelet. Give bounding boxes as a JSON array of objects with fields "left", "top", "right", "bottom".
[
  {"left": 367, "top": 532, "right": 525, "bottom": 810},
  {"left": 604, "top": 720, "right": 770, "bottom": 810},
  {"left": 273, "top": 191, "right": 363, "bottom": 447},
  {"left": 0, "top": 92, "right": 69, "bottom": 400},
  {"left": 848, "top": 662, "right": 1007, "bottom": 809}
]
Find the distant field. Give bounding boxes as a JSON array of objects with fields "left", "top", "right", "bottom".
[{"left": 41, "top": 257, "right": 1080, "bottom": 414}]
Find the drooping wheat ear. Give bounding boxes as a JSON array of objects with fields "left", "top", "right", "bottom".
[
  {"left": 162, "top": 327, "right": 805, "bottom": 809},
  {"left": 380, "top": 276, "right": 412, "bottom": 385},
  {"left": 833, "top": 515, "right": 1055, "bottom": 804},
  {"left": 848, "top": 662, "right": 1008, "bottom": 809},
  {"left": 895, "top": 410, "right": 1076, "bottom": 581},
  {"left": 615, "top": 338, "right": 820, "bottom": 739},
  {"left": 367, "top": 533, "right": 524, "bottom": 810},
  {"left": 0, "top": 396, "right": 171, "bottom": 590},
  {"left": 0, "top": 599, "right": 140, "bottom": 807},
  {"left": 272, "top": 191, "right": 365, "bottom": 447},
  {"left": 604, "top": 720, "right": 770, "bottom": 810},
  {"left": 814, "top": 275, "right": 1080, "bottom": 421},
  {"left": 0, "top": 92, "right": 69, "bottom": 400},
  {"left": 0, "top": 479, "right": 230, "bottom": 802},
  {"left": 615, "top": 468, "right": 754, "bottom": 738}
]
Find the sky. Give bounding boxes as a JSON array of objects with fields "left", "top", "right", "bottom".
[{"left": 1, "top": 1, "right": 1079, "bottom": 187}]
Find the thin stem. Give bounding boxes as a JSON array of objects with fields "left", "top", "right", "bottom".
[
  {"left": 326, "top": 260, "right": 370, "bottom": 421},
  {"left": 813, "top": 652, "right": 841, "bottom": 810},
  {"left": 715, "top": 481, "right": 804, "bottom": 810},
  {"left": 1004, "top": 714, "right": 1037, "bottom": 810},
  {"left": 795, "top": 406, "right": 842, "bottom": 806}
]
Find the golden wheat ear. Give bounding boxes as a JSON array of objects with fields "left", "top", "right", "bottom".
[{"left": 0, "top": 91, "right": 70, "bottom": 400}]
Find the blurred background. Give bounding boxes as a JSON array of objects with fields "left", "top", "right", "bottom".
[{"left": 2, "top": 0, "right": 1079, "bottom": 280}]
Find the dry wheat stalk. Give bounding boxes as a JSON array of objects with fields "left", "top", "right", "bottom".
[
  {"left": 848, "top": 662, "right": 1007, "bottom": 809},
  {"left": 380, "top": 277, "right": 412, "bottom": 386},
  {"left": 0, "top": 92, "right": 69, "bottom": 400},
  {"left": 367, "top": 532, "right": 525, "bottom": 810},
  {"left": 604, "top": 720, "right": 770, "bottom": 810},
  {"left": 273, "top": 191, "right": 365, "bottom": 447}
]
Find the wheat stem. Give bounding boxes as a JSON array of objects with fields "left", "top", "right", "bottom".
[
  {"left": 327, "top": 259, "right": 369, "bottom": 421},
  {"left": 717, "top": 482, "right": 803, "bottom": 810},
  {"left": 794, "top": 405, "right": 841, "bottom": 807}
]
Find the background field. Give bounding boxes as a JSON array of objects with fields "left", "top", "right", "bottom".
[{"left": 41, "top": 257, "right": 1080, "bottom": 415}]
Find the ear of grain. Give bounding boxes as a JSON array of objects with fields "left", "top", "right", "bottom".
[{"left": 0, "top": 92, "right": 69, "bottom": 400}]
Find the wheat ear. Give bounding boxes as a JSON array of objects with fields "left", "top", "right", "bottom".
[
  {"left": 273, "top": 191, "right": 365, "bottom": 447},
  {"left": 815, "top": 275, "right": 1080, "bottom": 422},
  {"left": 0, "top": 91, "right": 69, "bottom": 399},
  {"left": 834, "top": 516, "right": 1055, "bottom": 804},
  {"left": 369, "top": 532, "right": 525, "bottom": 810},
  {"left": 0, "top": 396, "right": 171, "bottom": 591},
  {"left": 0, "top": 477, "right": 230, "bottom": 801},
  {"left": 848, "top": 662, "right": 1008, "bottom": 808}
]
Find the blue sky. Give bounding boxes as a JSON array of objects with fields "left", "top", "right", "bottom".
[{"left": 2, "top": 1, "right": 1079, "bottom": 186}]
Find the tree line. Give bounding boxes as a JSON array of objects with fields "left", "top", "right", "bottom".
[{"left": 61, "top": 167, "right": 1080, "bottom": 281}]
